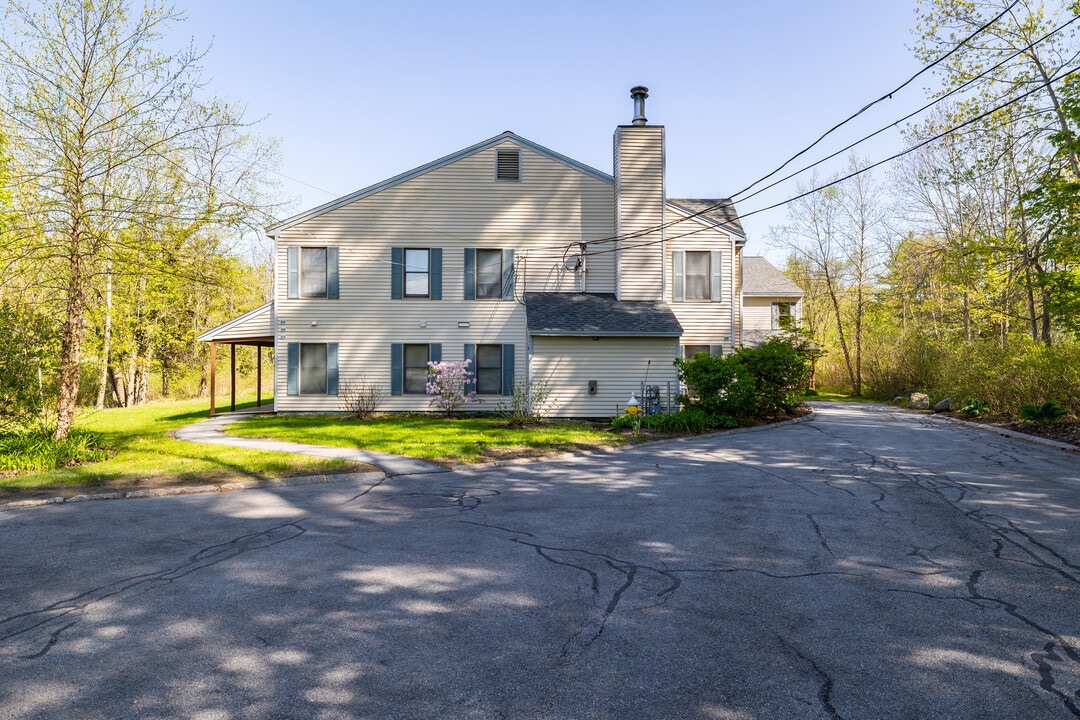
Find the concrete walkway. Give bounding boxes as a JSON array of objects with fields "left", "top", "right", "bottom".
[{"left": 173, "top": 413, "right": 448, "bottom": 477}]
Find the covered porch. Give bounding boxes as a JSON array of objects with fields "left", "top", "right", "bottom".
[{"left": 197, "top": 302, "right": 275, "bottom": 417}]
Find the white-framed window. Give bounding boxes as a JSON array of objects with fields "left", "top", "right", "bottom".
[
  {"left": 672, "top": 250, "right": 722, "bottom": 302},
  {"left": 476, "top": 250, "right": 503, "bottom": 299},
  {"left": 475, "top": 344, "right": 503, "bottom": 394},
  {"left": 404, "top": 249, "right": 430, "bottom": 298},
  {"left": 772, "top": 302, "right": 796, "bottom": 330},
  {"left": 684, "top": 252, "right": 710, "bottom": 301},
  {"left": 286, "top": 342, "right": 338, "bottom": 396},
  {"left": 286, "top": 246, "right": 338, "bottom": 300}
]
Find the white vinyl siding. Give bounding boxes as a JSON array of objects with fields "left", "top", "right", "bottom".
[
  {"left": 615, "top": 125, "right": 665, "bottom": 301},
  {"left": 531, "top": 336, "right": 679, "bottom": 417}
]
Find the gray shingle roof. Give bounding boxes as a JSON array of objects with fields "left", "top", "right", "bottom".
[
  {"left": 742, "top": 256, "right": 804, "bottom": 296},
  {"left": 525, "top": 293, "right": 683, "bottom": 337},
  {"left": 667, "top": 198, "right": 744, "bottom": 237}
]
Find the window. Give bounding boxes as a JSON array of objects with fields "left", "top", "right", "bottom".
[
  {"left": 476, "top": 250, "right": 503, "bottom": 299},
  {"left": 772, "top": 302, "right": 796, "bottom": 330},
  {"left": 286, "top": 342, "right": 338, "bottom": 396},
  {"left": 286, "top": 247, "right": 339, "bottom": 299},
  {"left": 496, "top": 150, "right": 520, "bottom": 181},
  {"left": 404, "top": 344, "right": 430, "bottom": 394},
  {"left": 475, "top": 345, "right": 503, "bottom": 394},
  {"left": 405, "top": 249, "right": 429, "bottom": 297},
  {"left": 683, "top": 344, "right": 710, "bottom": 360},
  {"left": 685, "top": 252, "right": 710, "bottom": 301},
  {"left": 464, "top": 248, "right": 514, "bottom": 301},
  {"left": 300, "top": 344, "right": 327, "bottom": 394},
  {"left": 672, "top": 250, "right": 721, "bottom": 303}
]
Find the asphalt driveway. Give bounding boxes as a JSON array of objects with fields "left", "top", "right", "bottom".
[{"left": 2, "top": 402, "right": 1078, "bottom": 719}]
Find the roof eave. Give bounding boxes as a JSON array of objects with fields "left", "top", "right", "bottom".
[{"left": 529, "top": 330, "right": 682, "bottom": 338}]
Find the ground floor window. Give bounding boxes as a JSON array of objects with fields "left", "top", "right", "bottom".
[
  {"left": 404, "top": 344, "right": 430, "bottom": 394},
  {"left": 683, "top": 344, "right": 711, "bottom": 360},
  {"left": 476, "top": 344, "right": 503, "bottom": 394},
  {"left": 286, "top": 342, "right": 337, "bottom": 396}
]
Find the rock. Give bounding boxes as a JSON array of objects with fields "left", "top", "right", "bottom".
[
  {"left": 934, "top": 396, "right": 957, "bottom": 412},
  {"left": 910, "top": 392, "right": 930, "bottom": 410},
  {"left": 892, "top": 396, "right": 905, "bottom": 404}
]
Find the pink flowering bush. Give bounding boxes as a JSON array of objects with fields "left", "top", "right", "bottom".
[{"left": 426, "top": 360, "right": 479, "bottom": 417}]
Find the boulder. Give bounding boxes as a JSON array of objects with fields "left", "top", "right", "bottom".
[
  {"left": 909, "top": 392, "right": 930, "bottom": 410},
  {"left": 934, "top": 396, "right": 957, "bottom": 413}
]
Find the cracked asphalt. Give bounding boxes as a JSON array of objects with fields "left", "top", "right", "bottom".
[{"left": 1, "top": 402, "right": 1078, "bottom": 719}]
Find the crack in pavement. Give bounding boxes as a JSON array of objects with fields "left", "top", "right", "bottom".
[
  {"left": 779, "top": 636, "right": 845, "bottom": 720},
  {"left": 1, "top": 474, "right": 387, "bottom": 661}
]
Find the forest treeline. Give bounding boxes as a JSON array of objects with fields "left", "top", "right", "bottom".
[{"left": 773, "top": 0, "right": 1080, "bottom": 415}]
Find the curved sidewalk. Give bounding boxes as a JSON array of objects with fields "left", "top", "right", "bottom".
[{"left": 174, "top": 414, "right": 449, "bottom": 477}]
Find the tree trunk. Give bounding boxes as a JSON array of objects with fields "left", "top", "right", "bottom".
[
  {"left": 95, "top": 265, "right": 113, "bottom": 409},
  {"left": 55, "top": 251, "right": 86, "bottom": 440}
]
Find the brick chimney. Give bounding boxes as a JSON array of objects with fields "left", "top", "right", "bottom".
[{"left": 614, "top": 86, "right": 665, "bottom": 301}]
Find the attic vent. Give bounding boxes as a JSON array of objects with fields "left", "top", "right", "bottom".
[{"left": 496, "top": 150, "right": 520, "bottom": 181}]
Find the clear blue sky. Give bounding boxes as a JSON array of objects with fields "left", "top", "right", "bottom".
[{"left": 173, "top": 0, "right": 929, "bottom": 260}]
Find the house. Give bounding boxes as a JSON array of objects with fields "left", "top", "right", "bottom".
[
  {"left": 740, "top": 256, "right": 805, "bottom": 346},
  {"left": 198, "top": 87, "right": 802, "bottom": 417}
]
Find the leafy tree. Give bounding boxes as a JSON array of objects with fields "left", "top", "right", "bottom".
[{"left": 0, "top": 0, "right": 280, "bottom": 436}]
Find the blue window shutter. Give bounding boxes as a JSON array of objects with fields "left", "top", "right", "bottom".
[
  {"left": 287, "top": 343, "right": 299, "bottom": 395},
  {"left": 391, "top": 247, "right": 403, "bottom": 299},
  {"left": 711, "top": 250, "right": 722, "bottom": 302},
  {"left": 429, "top": 343, "right": 442, "bottom": 363},
  {"left": 391, "top": 343, "right": 403, "bottom": 396},
  {"left": 672, "top": 251, "right": 685, "bottom": 302},
  {"left": 463, "top": 248, "right": 475, "bottom": 300},
  {"left": 327, "top": 247, "right": 339, "bottom": 299},
  {"left": 502, "top": 344, "right": 514, "bottom": 396},
  {"left": 327, "top": 342, "right": 338, "bottom": 395},
  {"left": 463, "top": 343, "right": 476, "bottom": 394},
  {"left": 502, "top": 249, "right": 515, "bottom": 301},
  {"left": 287, "top": 247, "right": 299, "bottom": 299},
  {"left": 430, "top": 248, "right": 442, "bottom": 300}
]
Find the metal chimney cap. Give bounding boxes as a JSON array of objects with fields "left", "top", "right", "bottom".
[{"left": 630, "top": 86, "right": 649, "bottom": 126}]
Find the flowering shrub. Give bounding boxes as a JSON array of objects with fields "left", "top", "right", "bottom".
[{"left": 426, "top": 360, "right": 479, "bottom": 417}]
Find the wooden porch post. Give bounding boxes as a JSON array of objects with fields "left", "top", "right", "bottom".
[
  {"left": 230, "top": 343, "right": 237, "bottom": 412},
  {"left": 209, "top": 342, "right": 217, "bottom": 417},
  {"left": 257, "top": 345, "right": 262, "bottom": 407}
]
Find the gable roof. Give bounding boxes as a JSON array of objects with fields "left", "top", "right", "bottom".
[
  {"left": 742, "top": 256, "right": 804, "bottom": 297},
  {"left": 267, "top": 132, "right": 614, "bottom": 235},
  {"left": 525, "top": 292, "right": 683, "bottom": 337},
  {"left": 666, "top": 198, "right": 745, "bottom": 238}
]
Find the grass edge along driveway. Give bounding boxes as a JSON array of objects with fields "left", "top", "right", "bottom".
[{"left": 226, "top": 413, "right": 632, "bottom": 465}]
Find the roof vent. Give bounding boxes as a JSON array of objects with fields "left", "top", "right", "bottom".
[{"left": 630, "top": 86, "right": 649, "bottom": 126}]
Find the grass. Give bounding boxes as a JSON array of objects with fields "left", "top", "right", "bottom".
[
  {"left": 804, "top": 390, "right": 882, "bottom": 403},
  {"left": 227, "top": 413, "right": 631, "bottom": 464},
  {"left": 0, "top": 393, "right": 365, "bottom": 497}
]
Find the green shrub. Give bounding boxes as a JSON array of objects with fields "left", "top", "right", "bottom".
[
  {"left": 610, "top": 409, "right": 737, "bottom": 434},
  {"left": 732, "top": 338, "right": 811, "bottom": 415},
  {"left": 0, "top": 429, "right": 111, "bottom": 473},
  {"left": 961, "top": 398, "right": 989, "bottom": 417},
  {"left": 495, "top": 380, "right": 555, "bottom": 426},
  {"left": 1018, "top": 400, "right": 1068, "bottom": 425}
]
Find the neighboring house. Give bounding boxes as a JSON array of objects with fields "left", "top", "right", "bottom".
[
  {"left": 199, "top": 87, "right": 803, "bottom": 417},
  {"left": 740, "top": 256, "right": 805, "bottom": 347}
]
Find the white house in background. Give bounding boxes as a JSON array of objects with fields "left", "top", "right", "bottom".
[
  {"left": 198, "top": 87, "right": 803, "bottom": 417},
  {"left": 740, "top": 256, "right": 805, "bottom": 346}
]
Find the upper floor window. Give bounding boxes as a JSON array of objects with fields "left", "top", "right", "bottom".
[
  {"left": 684, "top": 252, "right": 710, "bottom": 301},
  {"left": 391, "top": 247, "right": 442, "bottom": 300},
  {"left": 496, "top": 150, "right": 520, "bottom": 181},
  {"left": 476, "top": 250, "right": 503, "bottom": 299},
  {"left": 301, "top": 248, "right": 327, "bottom": 298},
  {"left": 405, "top": 249, "right": 430, "bottom": 297},
  {"left": 464, "top": 248, "right": 514, "bottom": 301},
  {"left": 286, "top": 246, "right": 338, "bottom": 299},
  {"left": 672, "top": 250, "right": 722, "bottom": 303}
]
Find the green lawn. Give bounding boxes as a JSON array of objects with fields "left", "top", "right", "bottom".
[
  {"left": 227, "top": 413, "right": 629, "bottom": 464},
  {"left": 805, "top": 390, "right": 882, "bottom": 403},
  {"left": 0, "top": 394, "right": 362, "bottom": 496}
]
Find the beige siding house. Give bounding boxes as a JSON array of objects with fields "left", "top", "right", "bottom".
[
  {"left": 741, "top": 256, "right": 805, "bottom": 346},
  {"left": 200, "top": 87, "right": 802, "bottom": 417}
]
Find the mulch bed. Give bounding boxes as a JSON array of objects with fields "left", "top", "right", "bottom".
[{"left": 936, "top": 411, "right": 1080, "bottom": 448}]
